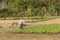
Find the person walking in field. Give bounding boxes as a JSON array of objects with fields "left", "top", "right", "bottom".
[{"left": 19, "top": 19, "right": 25, "bottom": 29}]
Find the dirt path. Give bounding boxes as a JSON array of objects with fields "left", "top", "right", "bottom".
[
  {"left": 0, "top": 32, "right": 60, "bottom": 40},
  {"left": 28, "top": 18, "right": 60, "bottom": 26},
  {"left": 0, "top": 18, "right": 60, "bottom": 28},
  {"left": 38, "top": 18, "right": 60, "bottom": 24}
]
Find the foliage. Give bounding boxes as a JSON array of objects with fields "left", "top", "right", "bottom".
[{"left": 0, "top": 0, "right": 60, "bottom": 17}]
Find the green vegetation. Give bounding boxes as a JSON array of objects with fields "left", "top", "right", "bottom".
[
  {"left": 0, "top": 16, "right": 60, "bottom": 20},
  {"left": 0, "top": 16, "right": 59, "bottom": 23},
  {"left": 10, "top": 24, "right": 60, "bottom": 33},
  {"left": 0, "top": 0, "right": 60, "bottom": 18}
]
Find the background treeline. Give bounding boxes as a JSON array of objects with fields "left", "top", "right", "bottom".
[{"left": 0, "top": 0, "right": 60, "bottom": 18}]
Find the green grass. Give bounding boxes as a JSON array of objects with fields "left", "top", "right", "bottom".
[{"left": 10, "top": 24, "right": 60, "bottom": 34}]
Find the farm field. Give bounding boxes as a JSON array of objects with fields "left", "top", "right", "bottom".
[
  {"left": 0, "top": 32, "right": 60, "bottom": 40},
  {"left": 0, "top": 18, "right": 60, "bottom": 28},
  {"left": 1, "top": 0, "right": 60, "bottom": 40},
  {"left": 0, "top": 18, "right": 60, "bottom": 40}
]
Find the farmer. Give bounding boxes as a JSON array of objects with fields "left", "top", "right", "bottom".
[{"left": 19, "top": 19, "right": 25, "bottom": 29}]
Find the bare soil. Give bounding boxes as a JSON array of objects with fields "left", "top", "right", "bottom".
[
  {"left": 0, "top": 18, "right": 60, "bottom": 40},
  {"left": 28, "top": 18, "right": 60, "bottom": 26},
  {"left": 0, "top": 32, "right": 60, "bottom": 40},
  {"left": 0, "top": 18, "right": 60, "bottom": 28}
]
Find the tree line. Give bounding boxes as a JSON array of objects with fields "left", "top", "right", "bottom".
[{"left": 0, "top": 0, "right": 60, "bottom": 18}]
